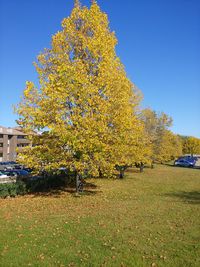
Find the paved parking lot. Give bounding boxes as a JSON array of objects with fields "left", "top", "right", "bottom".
[{"left": 195, "top": 158, "right": 200, "bottom": 167}]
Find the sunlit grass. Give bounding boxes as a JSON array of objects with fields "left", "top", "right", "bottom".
[{"left": 0, "top": 165, "right": 200, "bottom": 266}]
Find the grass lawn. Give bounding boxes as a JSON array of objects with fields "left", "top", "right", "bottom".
[{"left": 0, "top": 165, "right": 200, "bottom": 267}]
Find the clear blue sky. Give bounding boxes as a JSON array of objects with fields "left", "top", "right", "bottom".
[{"left": 0, "top": 0, "right": 199, "bottom": 137}]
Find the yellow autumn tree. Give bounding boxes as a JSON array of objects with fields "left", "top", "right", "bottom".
[
  {"left": 155, "top": 130, "right": 182, "bottom": 162},
  {"left": 141, "top": 108, "right": 182, "bottom": 163},
  {"left": 182, "top": 136, "right": 200, "bottom": 156},
  {"left": 16, "top": 0, "right": 145, "bottom": 180}
]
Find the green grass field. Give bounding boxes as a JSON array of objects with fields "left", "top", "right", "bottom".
[{"left": 0, "top": 165, "right": 200, "bottom": 267}]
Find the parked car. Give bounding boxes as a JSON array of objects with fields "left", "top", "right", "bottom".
[
  {"left": 2, "top": 169, "right": 30, "bottom": 179},
  {"left": 2, "top": 170, "right": 17, "bottom": 177},
  {"left": 5, "top": 164, "right": 23, "bottom": 170},
  {"left": 0, "top": 161, "right": 23, "bottom": 171},
  {"left": 0, "top": 171, "right": 9, "bottom": 178},
  {"left": 174, "top": 158, "right": 195, "bottom": 168},
  {"left": 183, "top": 156, "right": 197, "bottom": 161},
  {"left": 0, "top": 162, "right": 7, "bottom": 171},
  {"left": 22, "top": 167, "right": 33, "bottom": 173}
]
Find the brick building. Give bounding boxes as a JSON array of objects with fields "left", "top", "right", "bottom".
[{"left": 0, "top": 126, "right": 30, "bottom": 162}]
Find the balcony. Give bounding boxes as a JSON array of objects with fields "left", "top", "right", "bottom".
[{"left": 17, "top": 138, "right": 30, "bottom": 144}]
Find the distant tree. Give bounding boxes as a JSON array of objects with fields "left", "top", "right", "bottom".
[
  {"left": 182, "top": 136, "right": 200, "bottom": 156},
  {"left": 141, "top": 108, "right": 182, "bottom": 163},
  {"left": 16, "top": 0, "right": 145, "bottom": 182},
  {"left": 155, "top": 130, "right": 182, "bottom": 162},
  {"left": 114, "top": 123, "right": 152, "bottom": 177}
]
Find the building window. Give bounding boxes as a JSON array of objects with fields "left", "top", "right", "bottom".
[
  {"left": 17, "top": 135, "right": 26, "bottom": 139},
  {"left": 0, "top": 143, "right": 3, "bottom": 147},
  {"left": 17, "top": 143, "right": 29, "bottom": 147},
  {"left": 0, "top": 134, "right": 3, "bottom": 138}
]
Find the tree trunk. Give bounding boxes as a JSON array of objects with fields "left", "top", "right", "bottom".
[
  {"left": 119, "top": 169, "right": 125, "bottom": 179},
  {"left": 76, "top": 173, "right": 79, "bottom": 193},
  {"left": 76, "top": 173, "right": 83, "bottom": 193},
  {"left": 140, "top": 163, "right": 144, "bottom": 173},
  {"left": 98, "top": 168, "right": 103, "bottom": 178}
]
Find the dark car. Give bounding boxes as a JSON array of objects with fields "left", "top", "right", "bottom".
[
  {"left": 174, "top": 158, "right": 195, "bottom": 168},
  {"left": 187, "top": 156, "right": 198, "bottom": 163},
  {"left": 22, "top": 167, "right": 33, "bottom": 173}
]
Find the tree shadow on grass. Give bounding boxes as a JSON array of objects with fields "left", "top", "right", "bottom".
[
  {"left": 162, "top": 163, "right": 176, "bottom": 167},
  {"left": 126, "top": 168, "right": 141, "bottom": 174},
  {"left": 29, "top": 181, "right": 101, "bottom": 198},
  {"left": 164, "top": 191, "right": 200, "bottom": 204}
]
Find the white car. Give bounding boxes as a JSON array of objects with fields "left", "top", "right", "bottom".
[{"left": 0, "top": 171, "right": 9, "bottom": 178}]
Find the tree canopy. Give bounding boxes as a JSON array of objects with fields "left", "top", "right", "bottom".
[
  {"left": 16, "top": 1, "right": 198, "bottom": 179},
  {"left": 16, "top": 0, "right": 146, "bottom": 177},
  {"left": 141, "top": 108, "right": 182, "bottom": 163},
  {"left": 182, "top": 136, "right": 200, "bottom": 156}
]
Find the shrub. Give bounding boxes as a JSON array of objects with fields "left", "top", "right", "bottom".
[
  {"left": 27, "top": 174, "right": 70, "bottom": 193},
  {"left": 0, "top": 171, "right": 75, "bottom": 198},
  {"left": 0, "top": 181, "right": 27, "bottom": 198},
  {"left": 16, "top": 181, "right": 27, "bottom": 195}
]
